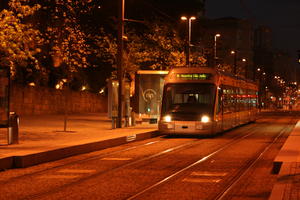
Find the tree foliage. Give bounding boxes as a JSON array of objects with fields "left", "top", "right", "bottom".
[
  {"left": 125, "top": 21, "right": 186, "bottom": 73},
  {"left": 43, "top": 0, "right": 92, "bottom": 73},
  {"left": 0, "top": 0, "right": 42, "bottom": 76},
  {"left": 0, "top": 0, "right": 206, "bottom": 91}
]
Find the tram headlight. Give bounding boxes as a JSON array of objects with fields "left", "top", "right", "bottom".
[
  {"left": 201, "top": 115, "right": 210, "bottom": 123},
  {"left": 164, "top": 115, "right": 172, "bottom": 122}
]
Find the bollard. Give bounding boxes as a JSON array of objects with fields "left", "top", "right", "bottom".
[
  {"left": 131, "top": 111, "right": 136, "bottom": 126},
  {"left": 112, "top": 117, "right": 117, "bottom": 129},
  {"left": 8, "top": 112, "right": 19, "bottom": 144}
]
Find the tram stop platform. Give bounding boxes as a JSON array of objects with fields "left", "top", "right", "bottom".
[
  {"left": 269, "top": 120, "right": 300, "bottom": 200},
  {"left": 0, "top": 113, "right": 159, "bottom": 170}
]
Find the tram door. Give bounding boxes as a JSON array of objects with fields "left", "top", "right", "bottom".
[
  {"left": 216, "top": 87, "right": 223, "bottom": 132},
  {"left": 222, "top": 86, "right": 235, "bottom": 130}
]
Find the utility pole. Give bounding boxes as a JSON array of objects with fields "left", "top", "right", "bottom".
[{"left": 117, "top": 0, "right": 124, "bottom": 128}]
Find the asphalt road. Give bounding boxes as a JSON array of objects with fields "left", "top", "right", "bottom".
[{"left": 0, "top": 112, "right": 298, "bottom": 200}]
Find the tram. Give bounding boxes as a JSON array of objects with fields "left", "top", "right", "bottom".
[{"left": 158, "top": 67, "right": 259, "bottom": 136}]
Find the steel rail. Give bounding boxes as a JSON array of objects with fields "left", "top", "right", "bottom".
[
  {"left": 126, "top": 126, "right": 261, "bottom": 200},
  {"left": 213, "top": 121, "right": 293, "bottom": 200},
  {"left": 25, "top": 124, "right": 259, "bottom": 200}
]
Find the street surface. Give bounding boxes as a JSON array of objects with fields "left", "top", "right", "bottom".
[{"left": 0, "top": 111, "right": 298, "bottom": 200}]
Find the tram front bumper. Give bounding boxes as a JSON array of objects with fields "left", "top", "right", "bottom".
[{"left": 159, "top": 121, "right": 214, "bottom": 135}]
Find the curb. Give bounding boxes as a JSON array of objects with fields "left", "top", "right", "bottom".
[{"left": 0, "top": 130, "right": 160, "bottom": 170}]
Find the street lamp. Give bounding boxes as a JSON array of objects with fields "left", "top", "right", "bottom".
[
  {"left": 181, "top": 16, "right": 196, "bottom": 67},
  {"left": 231, "top": 50, "right": 237, "bottom": 75},
  {"left": 117, "top": 0, "right": 125, "bottom": 128},
  {"left": 242, "top": 58, "right": 247, "bottom": 78},
  {"left": 214, "top": 34, "right": 221, "bottom": 68}
]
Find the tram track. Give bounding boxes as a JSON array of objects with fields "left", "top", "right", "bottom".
[
  {"left": 0, "top": 119, "right": 260, "bottom": 184},
  {"left": 126, "top": 127, "right": 262, "bottom": 200},
  {"left": 212, "top": 124, "right": 293, "bottom": 200},
  {"left": 0, "top": 122, "right": 260, "bottom": 200},
  {"left": 125, "top": 117, "right": 294, "bottom": 200}
]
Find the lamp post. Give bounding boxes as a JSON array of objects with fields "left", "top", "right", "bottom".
[
  {"left": 242, "top": 58, "right": 247, "bottom": 78},
  {"left": 214, "top": 34, "right": 221, "bottom": 68},
  {"left": 181, "top": 16, "right": 196, "bottom": 67},
  {"left": 231, "top": 50, "right": 237, "bottom": 75},
  {"left": 117, "top": 0, "right": 125, "bottom": 128}
]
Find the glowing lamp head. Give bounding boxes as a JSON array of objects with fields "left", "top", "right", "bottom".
[{"left": 201, "top": 115, "right": 210, "bottom": 123}]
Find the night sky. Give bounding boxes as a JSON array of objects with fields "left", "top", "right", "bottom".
[{"left": 206, "top": 0, "right": 300, "bottom": 60}]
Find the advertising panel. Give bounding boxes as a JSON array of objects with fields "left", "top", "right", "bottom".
[{"left": 136, "top": 70, "right": 168, "bottom": 121}]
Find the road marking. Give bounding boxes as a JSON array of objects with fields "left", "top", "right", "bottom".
[
  {"left": 191, "top": 171, "right": 228, "bottom": 177},
  {"left": 101, "top": 157, "right": 132, "bottom": 161},
  {"left": 182, "top": 178, "right": 222, "bottom": 183},
  {"left": 57, "top": 169, "right": 96, "bottom": 174},
  {"left": 38, "top": 175, "right": 80, "bottom": 179}
]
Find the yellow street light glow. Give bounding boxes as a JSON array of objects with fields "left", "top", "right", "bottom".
[
  {"left": 190, "top": 16, "right": 196, "bottom": 20},
  {"left": 242, "top": 58, "right": 246, "bottom": 62},
  {"left": 181, "top": 16, "right": 187, "bottom": 21},
  {"left": 231, "top": 50, "right": 235, "bottom": 54},
  {"left": 55, "top": 84, "right": 61, "bottom": 90},
  {"left": 81, "top": 86, "right": 87, "bottom": 91},
  {"left": 215, "top": 33, "right": 221, "bottom": 37},
  {"left": 99, "top": 89, "right": 105, "bottom": 94}
]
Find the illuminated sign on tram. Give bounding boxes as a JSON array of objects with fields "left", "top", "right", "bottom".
[{"left": 176, "top": 73, "right": 212, "bottom": 80}]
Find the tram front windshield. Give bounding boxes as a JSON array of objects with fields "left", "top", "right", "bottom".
[{"left": 162, "top": 83, "right": 216, "bottom": 121}]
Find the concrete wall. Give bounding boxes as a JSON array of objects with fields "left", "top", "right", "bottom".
[{"left": 10, "top": 85, "right": 107, "bottom": 116}]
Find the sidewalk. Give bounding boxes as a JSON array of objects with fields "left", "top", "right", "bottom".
[
  {"left": 0, "top": 113, "right": 159, "bottom": 169},
  {"left": 269, "top": 120, "right": 300, "bottom": 200}
]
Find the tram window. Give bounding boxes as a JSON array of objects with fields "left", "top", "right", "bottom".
[{"left": 163, "top": 83, "right": 216, "bottom": 111}]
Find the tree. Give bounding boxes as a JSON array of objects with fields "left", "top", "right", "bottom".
[
  {"left": 0, "top": 0, "right": 42, "bottom": 77},
  {"left": 43, "top": 0, "right": 91, "bottom": 76},
  {"left": 123, "top": 21, "right": 186, "bottom": 76}
]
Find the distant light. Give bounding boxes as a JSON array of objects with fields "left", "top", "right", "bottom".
[
  {"left": 98, "top": 6, "right": 101, "bottom": 9},
  {"left": 190, "top": 16, "right": 196, "bottom": 20},
  {"left": 257, "top": 68, "right": 261, "bottom": 71},
  {"left": 231, "top": 50, "right": 235, "bottom": 54},
  {"left": 81, "top": 86, "right": 87, "bottom": 91},
  {"left": 181, "top": 16, "right": 187, "bottom": 21},
  {"left": 242, "top": 58, "right": 246, "bottom": 62},
  {"left": 215, "top": 34, "right": 221, "bottom": 37},
  {"left": 55, "top": 84, "right": 61, "bottom": 90},
  {"left": 99, "top": 89, "right": 104, "bottom": 94},
  {"left": 28, "top": 82, "right": 35, "bottom": 87}
]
